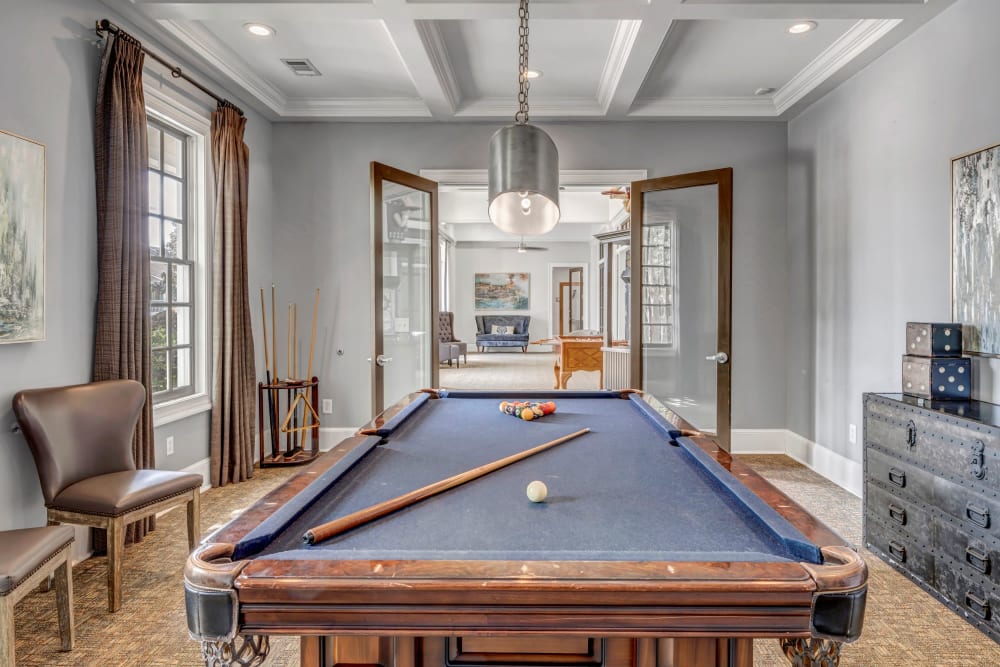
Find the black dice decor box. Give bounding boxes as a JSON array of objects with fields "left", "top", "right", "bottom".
[{"left": 902, "top": 322, "right": 970, "bottom": 400}]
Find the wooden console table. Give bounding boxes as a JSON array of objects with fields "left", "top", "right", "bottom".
[{"left": 534, "top": 336, "right": 604, "bottom": 389}]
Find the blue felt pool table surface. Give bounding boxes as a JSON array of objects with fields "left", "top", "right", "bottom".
[{"left": 234, "top": 391, "right": 822, "bottom": 565}]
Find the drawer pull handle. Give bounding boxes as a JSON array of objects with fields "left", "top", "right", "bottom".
[
  {"left": 905, "top": 420, "right": 917, "bottom": 448},
  {"left": 966, "top": 544, "right": 991, "bottom": 575},
  {"left": 888, "top": 540, "right": 907, "bottom": 562},
  {"left": 966, "top": 502, "right": 991, "bottom": 529},
  {"left": 888, "top": 504, "right": 907, "bottom": 525},
  {"left": 966, "top": 592, "right": 991, "bottom": 620},
  {"left": 888, "top": 467, "right": 906, "bottom": 487},
  {"left": 970, "top": 440, "right": 987, "bottom": 480}
]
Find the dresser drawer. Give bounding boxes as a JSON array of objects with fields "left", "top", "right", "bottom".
[
  {"left": 934, "top": 517, "right": 1000, "bottom": 585},
  {"left": 866, "top": 483, "right": 933, "bottom": 546},
  {"left": 935, "top": 555, "right": 1000, "bottom": 638},
  {"left": 865, "top": 396, "right": 1000, "bottom": 487},
  {"left": 932, "top": 475, "right": 1000, "bottom": 541},
  {"left": 866, "top": 516, "right": 934, "bottom": 585},
  {"left": 865, "top": 448, "right": 935, "bottom": 503}
]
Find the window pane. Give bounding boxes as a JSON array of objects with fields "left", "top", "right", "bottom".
[
  {"left": 171, "top": 348, "right": 192, "bottom": 390},
  {"left": 151, "top": 261, "right": 169, "bottom": 302},
  {"left": 163, "top": 133, "right": 183, "bottom": 177},
  {"left": 148, "top": 173, "right": 161, "bottom": 214},
  {"left": 148, "top": 126, "right": 161, "bottom": 170},
  {"left": 152, "top": 350, "right": 168, "bottom": 393},
  {"left": 163, "top": 177, "right": 183, "bottom": 219},
  {"left": 151, "top": 306, "right": 167, "bottom": 348},
  {"left": 171, "top": 307, "right": 191, "bottom": 346},
  {"left": 149, "top": 216, "right": 162, "bottom": 256},
  {"left": 171, "top": 263, "right": 191, "bottom": 302},
  {"left": 164, "top": 221, "right": 184, "bottom": 259}
]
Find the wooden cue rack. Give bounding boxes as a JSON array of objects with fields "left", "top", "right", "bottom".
[{"left": 257, "top": 377, "right": 321, "bottom": 467}]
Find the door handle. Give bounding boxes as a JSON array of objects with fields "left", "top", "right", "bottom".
[
  {"left": 705, "top": 352, "right": 729, "bottom": 364},
  {"left": 375, "top": 355, "right": 392, "bottom": 367}
]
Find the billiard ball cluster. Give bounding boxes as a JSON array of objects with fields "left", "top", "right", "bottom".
[{"left": 499, "top": 400, "right": 557, "bottom": 421}]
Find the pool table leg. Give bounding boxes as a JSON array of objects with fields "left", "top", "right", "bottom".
[
  {"left": 200, "top": 635, "right": 269, "bottom": 667},
  {"left": 779, "top": 638, "right": 841, "bottom": 666}
]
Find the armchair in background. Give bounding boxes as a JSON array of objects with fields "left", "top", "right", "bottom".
[{"left": 438, "top": 311, "right": 468, "bottom": 367}]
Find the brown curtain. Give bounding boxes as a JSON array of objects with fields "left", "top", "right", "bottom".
[
  {"left": 209, "top": 104, "right": 257, "bottom": 487},
  {"left": 93, "top": 31, "right": 154, "bottom": 543}
]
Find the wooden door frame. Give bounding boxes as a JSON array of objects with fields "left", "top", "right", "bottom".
[
  {"left": 629, "top": 168, "right": 733, "bottom": 450},
  {"left": 371, "top": 162, "right": 440, "bottom": 416}
]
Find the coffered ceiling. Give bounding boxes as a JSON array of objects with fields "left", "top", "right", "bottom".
[{"left": 101, "top": 0, "right": 955, "bottom": 121}]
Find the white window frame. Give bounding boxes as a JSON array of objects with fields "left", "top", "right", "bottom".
[{"left": 144, "top": 84, "right": 213, "bottom": 426}]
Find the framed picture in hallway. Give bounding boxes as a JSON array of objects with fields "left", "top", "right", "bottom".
[
  {"left": 475, "top": 273, "right": 530, "bottom": 310},
  {"left": 953, "top": 141, "right": 1000, "bottom": 356},
  {"left": 0, "top": 129, "right": 45, "bottom": 344}
]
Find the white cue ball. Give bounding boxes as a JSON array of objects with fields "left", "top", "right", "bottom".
[{"left": 526, "top": 480, "right": 548, "bottom": 503}]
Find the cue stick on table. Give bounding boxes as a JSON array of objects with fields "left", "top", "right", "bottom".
[{"left": 303, "top": 427, "right": 591, "bottom": 545}]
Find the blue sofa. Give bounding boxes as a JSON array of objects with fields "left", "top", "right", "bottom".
[{"left": 475, "top": 315, "right": 530, "bottom": 352}]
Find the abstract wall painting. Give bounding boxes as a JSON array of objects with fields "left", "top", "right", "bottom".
[
  {"left": 0, "top": 130, "right": 45, "bottom": 343},
  {"left": 475, "top": 273, "right": 530, "bottom": 310},
  {"left": 953, "top": 143, "right": 1000, "bottom": 356}
]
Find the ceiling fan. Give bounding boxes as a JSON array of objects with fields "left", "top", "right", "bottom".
[
  {"left": 454, "top": 238, "right": 548, "bottom": 252},
  {"left": 513, "top": 237, "right": 547, "bottom": 253}
]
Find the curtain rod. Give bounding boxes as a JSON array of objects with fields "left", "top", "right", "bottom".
[{"left": 95, "top": 18, "right": 245, "bottom": 117}]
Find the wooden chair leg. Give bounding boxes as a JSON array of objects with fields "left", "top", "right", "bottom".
[
  {"left": 106, "top": 517, "right": 124, "bottom": 612},
  {"left": 39, "top": 518, "right": 60, "bottom": 593},
  {"left": 187, "top": 490, "right": 201, "bottom": 551},
  {"left": 0, "top": 594, "right": 15, "bottom": 667},
  {"left": 54, "top": 553, "right": 74, "bottom": 651}
]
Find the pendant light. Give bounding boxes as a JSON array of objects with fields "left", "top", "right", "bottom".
[{"left": 488, "top": 0, "right": 560, "bottom": 236}]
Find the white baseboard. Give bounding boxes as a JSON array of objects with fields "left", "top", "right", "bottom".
[
  {"left": 181, "top": 456, "right": 212, "bottom": 491},
  {"left": 784, "top": 431, "right": 863, "bottom": 498},
  {"left": 320, "top": 427, "right": 358, "bottom": 451},
  {"left": 731, "top": 429, "right": 862, "bottom": 498}
]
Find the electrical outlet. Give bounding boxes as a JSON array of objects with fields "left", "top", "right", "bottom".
[
  {"left": 848, "top": 424, "right": 857, "bottom": 444},
  {"left": 322, "top": 399, "right": 333, "bottom": 414},
  {"left": 166, "top": 436, "right": 175, "bottom": 456}
]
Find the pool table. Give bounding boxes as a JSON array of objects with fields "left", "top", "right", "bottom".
[{"left": 185, "top": 390, "right": 866, "bottom": 667}]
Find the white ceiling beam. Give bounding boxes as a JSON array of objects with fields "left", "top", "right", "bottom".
[
  {"left": 599, "top": 18, "right": 671, "bottom": 118},
  {"left": 380, "top": 18, "right": 461, "bottom": 119}
]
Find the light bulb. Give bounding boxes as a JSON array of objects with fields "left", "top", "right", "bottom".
[{"left": 520, "top": 197, "right": 532, "bottom": 215}]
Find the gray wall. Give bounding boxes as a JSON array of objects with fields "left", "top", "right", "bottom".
[
  {"left": 786, "top": 0, "right": 1000, "bottom": 461},
  {"left": 272, "top": 120, "right": 789, "bottom": 430},
  {"left": 0, "top": 0, "right": 274, "bottom": 530},
  {"left": 452, "top": 243, "right": 592, "bottom": 347}
]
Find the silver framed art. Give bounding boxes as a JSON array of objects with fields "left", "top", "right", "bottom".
[{"left": 0, "top": 129, "right": 45, "bottom": 344}]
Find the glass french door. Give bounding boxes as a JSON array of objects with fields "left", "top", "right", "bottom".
[
  {"left": 371, "top": 163, "right": 439, "bottom": 415},
  {"left": 630, "top": 169, "right": 732, "bottom": 450}
]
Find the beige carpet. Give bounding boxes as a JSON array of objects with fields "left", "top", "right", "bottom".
[
  {"left": 441, "top": 350, "right": 601, "bottom": 391},
  {"left": 11, "top": 454, "right": 1000, "bottom": 665}
]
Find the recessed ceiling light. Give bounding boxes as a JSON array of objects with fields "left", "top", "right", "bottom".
[
  {"left": 244, "top": 23, "right": 275, "bottom": 37},
  {"left": 525, "top": 69, "right": 542, "bottom": 79},
  {"left": 755, "top": 87, "right": 776, "bottom": 96},
  {"left": 787, "top": 21, "right": 817, "bottom": 35}
]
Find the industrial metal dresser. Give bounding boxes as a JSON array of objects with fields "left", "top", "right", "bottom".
[{"left": 864, "top": 392, "right": 1000, "bottom": 641}]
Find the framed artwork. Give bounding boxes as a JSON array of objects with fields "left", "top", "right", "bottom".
[
  {"left": 953, "top": 142, "right": 1000, "bottom": 356},
  {"left": 0, "top": 129, "right": 45, "bottom": 343},
  {"left": 475, "top": 273, "right": 530, "bottom": 310}
]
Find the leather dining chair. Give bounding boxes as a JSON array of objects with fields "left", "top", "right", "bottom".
[{"left": 12, "top": 380, "right": 203, "bottom": 612}]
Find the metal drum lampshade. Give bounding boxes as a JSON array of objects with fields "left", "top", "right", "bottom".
[{"left": 488, "top": 123, "right": 560, "bottom": 236}]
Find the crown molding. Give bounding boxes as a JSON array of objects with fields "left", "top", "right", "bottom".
[
  {"left": 282, "top": 97, "right": 432, "bottom": 119},
  {"left": 455, "top": 97, "right": 605, "bottom": 119},
  {"left": 415, "top": 20, "right": 462, "bottom": 112},
  {"left": 773, "top": 18, "right": 902, "bottom": 115},
  {"left": 597, "top": 20, "right": 643, "bottom": 113},
  {"left": 157, "top": 19, "right": 287, "bottom": 115},
  {"left": 629, "top": 97, "right": 777, "bottom": 118}
]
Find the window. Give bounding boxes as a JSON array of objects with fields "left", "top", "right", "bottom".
[
  {"left": 148, "top": 120, "right": 195, "bottom": 400},
  {"left": 439, "top": 236, "right": 451, "bottom": 312},
  {"left": 144, "top": 87, "right": 211, "bottom": 423}
]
